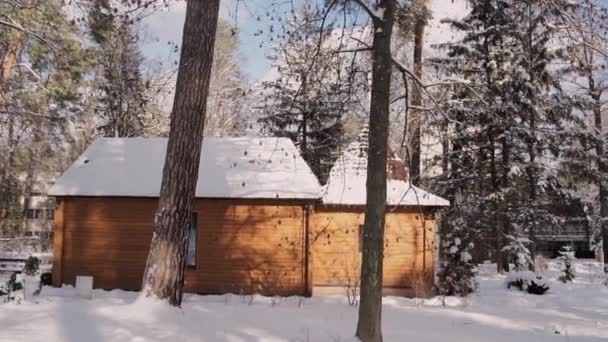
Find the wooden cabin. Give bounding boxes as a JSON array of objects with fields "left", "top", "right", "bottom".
[
  {"left": 49, "top": 137, "right": 320, "bottom": 296},
  {"left": 313, "top": 129, "right": 449, "bottom": 296},
  {"left": 49, "top": 135, "right": 448, "bottom": 297}
]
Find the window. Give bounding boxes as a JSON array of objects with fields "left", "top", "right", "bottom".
[
  {"left": 358, "top": 224, "right": 364, "bottom": 253},
  {"left": 25, "top": 209, "right": 36, "bottom": 219},
  {"left": 187, "top": 213, "right": 198, "bottom": 267},
  {"left": 25, "top": 209, "right": 44, "bottom": 219},
  {"left": 24, "top": 209, "right": 54, "bottom": 220}
]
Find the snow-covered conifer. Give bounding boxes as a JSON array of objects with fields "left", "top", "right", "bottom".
[
  {"left": 436, "top": 205, "right": 477, "bottom": 296},
  {"left": 558, "top": 245, "right": 576, "bottom": 283}
]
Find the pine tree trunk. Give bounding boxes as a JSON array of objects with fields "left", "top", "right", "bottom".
[
  {"left": 21, "top": 155, "right": 36, "bottom": 234},
  {"left": 441, "top": 118, "right": 449, "bottom": 175},
  {"left": 525, "top": 4, "right": 537, "bottom": 269},
  {"left": 356, "top": 1, "right": 395, "bottom": 341},
  {"left": 0, "top": 114, "right": 15, "bottom": 228},
  {"left": 527, "top": 111, "right": 537, "bottom": 270},
  {"left": 0, "top": 0, "right": 33, "bottom": 85},
  {"left": 488, "top": 134, "right": 503, "bottom": 272},
  {"left": 1, "top": 31, "right": 24, "bottom": 84},
  {"left": 410, "top": 0, "right": 426, "bottom": 185},
  {"left": 591, "top": 83, "right": 608, "bottom": 271},
  {"left": 141, "top": 0, "right": 220, "bottom": 307},
  {"left": 20, "top": 117, "right": 45, "bottom": 234},
  {"left": 599, "top": 179, "right": 608, "bottom": 271},
  {"left": 301, "top": 75, "right": 309, "bottom": 174},
  {"left": 0, "top": 0, "right": 33, "bottom": 235},
  {"left": 499, "top": 137, "right": 510, "bottom": 273}
]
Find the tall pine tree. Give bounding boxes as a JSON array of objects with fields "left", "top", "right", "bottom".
[
  {"left": 89, "top": 3, "right": 150, "bottom": 138},
  {"left": 555, "top": 0, "right": 608, "bottom": 270},
  {"left": 259, "top": 2, "right": 355, "bottom": 184},
  {"left": 0, "top": 0, "right": 95, "bottom": 237},
  {"left": 431, "top": 0, "right": 576, "bottom": 273}
]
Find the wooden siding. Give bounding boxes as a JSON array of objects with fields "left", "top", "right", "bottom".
[
  {"left": 53, "top": 197, "right": 438, "bottom": 297},
  {"left": 55, "top": 197, "right": 308, "bottom": 296},
  {"left": 311, "top": 207, "right": 435, "bottom": 294},
  {"left": 188, "top": 200, "right": 307, "bottom": 296},
  {"left": 51, "top": 200, "right": 65, "bottom": 287}
]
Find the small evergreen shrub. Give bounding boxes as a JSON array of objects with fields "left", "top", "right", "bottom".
[
  {"left": 0, "top": 273, "right": 23, "bottom": 303},
  {"left": 436, "top": 231, "right": 477, "bottom": 297},
  {"left": 558, "top": 245, "right": 575, "bottom": 283},
  {"left": 23, "top": 256, "right": 41, "bottom": 276},
  {"left": 502, "top": 235, "right": 532, "bottom": 271},
  {"left": 0, "top": 257, "right": 42, "bottom": 303},
  {"left": 502, "top": 236, "right": 550, "bottom": 294},
  {"left": 40, "top": 273, "right": 52, "bottom": 286},
  {"left": 506, "top": 271, "right": 550, "bottom": 295}
]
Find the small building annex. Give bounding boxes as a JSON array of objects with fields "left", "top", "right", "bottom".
[
  {"left": 313, "top": 129, "right": 449, "bottom": 295},
  {"left": 49, "top": 135, "right": 448, "bottom": 297}
]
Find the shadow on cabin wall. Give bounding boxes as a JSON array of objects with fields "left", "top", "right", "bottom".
[
  {"left": 187, "top": 198, "right": 308, "bottom": 296},
  {"left": 59, "top": 197, "right": 157, "bottom": 290},
  {"left": 56, "top": 197, "right": 435, "bottom": 297},
  {"left": 310, "top": 205, "right": 435, "bottom": 297},
  {"left": 57, "top": 197, "right": 310, "bottom": 296}
]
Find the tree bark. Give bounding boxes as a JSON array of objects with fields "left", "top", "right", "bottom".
[
  {"left": 488, "top": 133, "right": 503, "bottom": 272},
  {"left": 0, "top": 0, "right": 34, "bottom": 85},
  {"left": 527, "top": 109, "right": 537, "bottom": 271},
  {"left": 410, "top": 0, "right": 426, "bottom": 186},
  {"left": 141, "top": 0, "right": 220, "bottom": 306},
  {"left": 525, "top": 4, "right": 537, "bottom": 269},
  {"left": 1, "top": 30, "right": 24, "bottom": 85},
  {"left": 356, "top": 1, "right": 395, "bottom": 342},
  {"left": 20, "top": 116, "right": 46, "bottom": 234},
  {"left": 590, "top": 78, "right": 608, "bottom": 272},
  {"left": 498, "top": 137, "right": 510, "bottom": 273},
  {"left": 0, "top": 113, "right": 16, "bottom": 235}
]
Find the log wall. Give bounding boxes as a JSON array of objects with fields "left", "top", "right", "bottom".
[
  {"left": 311, "top": 206, "right": 435, "bottom": 294},
  {"left": 52, "top": 198, "right": 437, "bottom": 296},
  {"left": 53, "top": 197, "right": 308, "bottom": 296}
]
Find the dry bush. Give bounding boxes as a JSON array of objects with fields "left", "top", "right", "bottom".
[
  {"left": 342, "top": 260, "right": 361, "bottom": 306},
  {"left": 534, "top": 255, "right": 548, "bottom": 272},
  {"left": 411, "top": 269, "right": 434, "bottom": 302}
]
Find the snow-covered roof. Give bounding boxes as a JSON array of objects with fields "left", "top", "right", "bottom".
[
  {"left": 322, "top": 128, "right": 449, "bottom": 207},
  {"left": 49, "top": 137, "right": 321, "bottom": 200}
]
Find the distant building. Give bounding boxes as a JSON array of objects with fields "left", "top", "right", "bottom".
[
  {"left": 536, "top": 199, "right": 593, "bottom": 258},
  {"left": 20, "top": 174, "right": 56, "bottom": 239},
  {"left": 536, "top": 219, "right": 593, "bottom": 258}
]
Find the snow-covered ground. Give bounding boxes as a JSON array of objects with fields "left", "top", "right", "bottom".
[{"left": 1, "top": 260, "right": 607, "bottom": 342}]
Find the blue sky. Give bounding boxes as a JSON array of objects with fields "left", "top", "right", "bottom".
[
  {"left": 141, "top": 0, "right": 306, "bottom": 80},
  {"left": 143, "top": 0, "right": 599, "bottom": 81},
  {"left": 139, "top": 0, "right": 475, "bottom": 81}
]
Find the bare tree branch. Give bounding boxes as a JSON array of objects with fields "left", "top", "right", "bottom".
[
  {"left": 351, "top": 0, "right": 386, "bottom": 23},
  {"left": 0, "top": 15, "right": 56, "bottom": 50},
  {"left": 334, "top": 47, "right": 374, "bottom": 54},
  {"left": 542, "top": 0, "right": 608, "bottom": 59}
]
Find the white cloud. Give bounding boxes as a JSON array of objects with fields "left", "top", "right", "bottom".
[
  {"left": 141, "top": 0, "right": 247, "bottom": 62},
  {"left": 426, "top": 0, "right": 470, "bottom": 47}
]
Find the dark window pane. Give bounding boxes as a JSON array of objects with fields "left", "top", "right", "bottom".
[
  {"left": 187, "top": 213, "right": 198, "bottom": 267},
  {"left": 359, "top": 224, "right": 364, "bottom": 253}
]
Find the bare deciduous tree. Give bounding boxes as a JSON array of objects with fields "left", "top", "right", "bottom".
[{"left": 354, "top": 1, "right": 395, "bottom": 341}]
